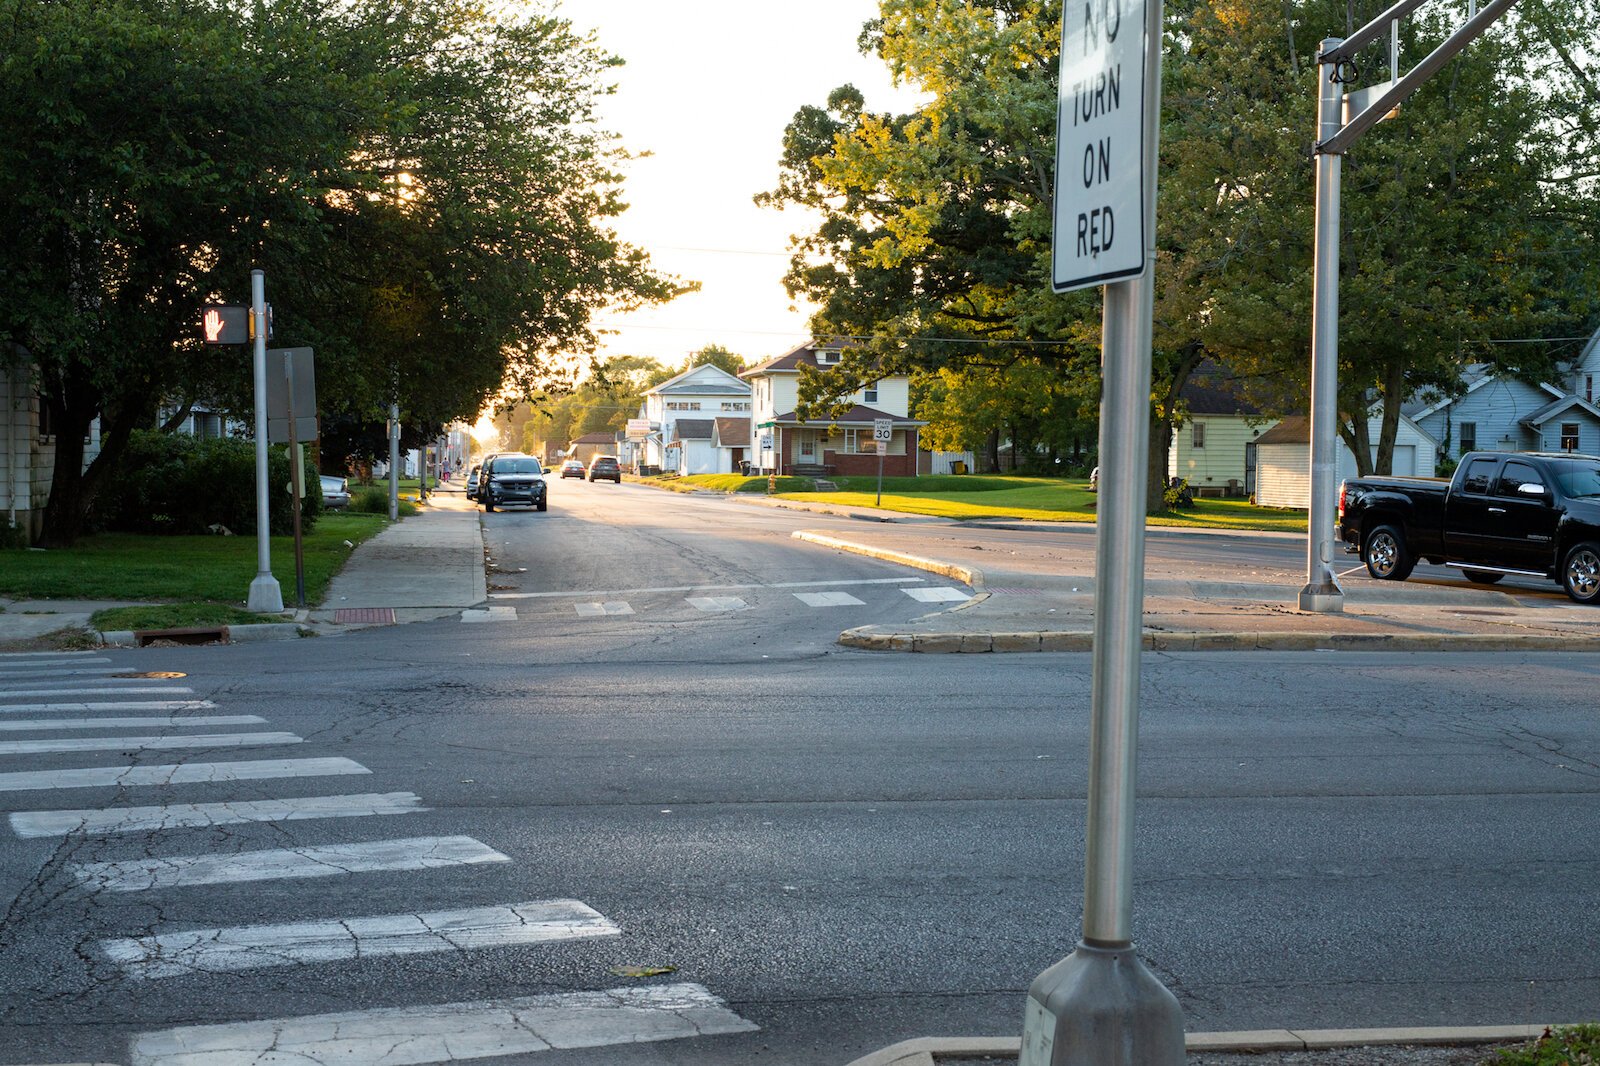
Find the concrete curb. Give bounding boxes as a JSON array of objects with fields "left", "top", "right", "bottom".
[
  {"left": 839, "top": 628, "right": 1600, "bottom": 654},
  {"left": 97, "top": 623, "right": 307, "bottom": 647},
  {"left": 791, "top": 531, "right": 985, "bottom": 590},
  {"left": 845, "top": 1023, "right": 1556, "bottom": 1065}
]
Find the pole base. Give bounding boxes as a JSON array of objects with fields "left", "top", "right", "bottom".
[
  {"left": 1297, "top": 582, "right": 1344, "bottom": 613},
  {"left": 1021, "top": 941, "right": 1185, "bottom": 1066},
  {"left": 247, "top": 574, "right": 284, "bottom": 614}
]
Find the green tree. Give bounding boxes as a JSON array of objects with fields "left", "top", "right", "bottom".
[
  {"left": 0, "top": 0, "right": 682, "bottom": 544},
  {"left": 685, "top": 344, "right": 746, "bottom": 376}
]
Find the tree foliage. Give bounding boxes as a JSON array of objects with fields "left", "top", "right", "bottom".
[
  {"left": 762, "top": 0, "right": 1600, "bottom": 501},
  {"left": 0, "top": 0, "right": 682, "bottom": 543}
]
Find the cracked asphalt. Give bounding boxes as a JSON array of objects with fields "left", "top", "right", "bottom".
[{"left": 1, "top": 484, "right": 1597, "bottom": 1064}]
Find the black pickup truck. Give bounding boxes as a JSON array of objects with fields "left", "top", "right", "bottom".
[{"left": 1337, "top": 450, "right": 1600, "bottom": 603}]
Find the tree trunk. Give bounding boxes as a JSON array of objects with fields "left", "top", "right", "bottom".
[
  {"left": 1342, "top": 393, "right": 1373, "bottom": 477},
  {"left": 983, "top": 427, "right": 1000, "bottom": 473},
  {"left": 1148, "top": 348, "right": 1204, "bottom": 513},
  {"left": 36, "top": 406, "right": 96, "bottom": 548},
  {"left": 1373, "top": 361, "right": 1406, "bottom": 475}
]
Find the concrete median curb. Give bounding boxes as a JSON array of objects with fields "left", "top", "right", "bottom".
[
  {"left": 845, "top": 1023, "right": 1556, "bottom": 1065},
  {"left": 840, "top": 627, "right": 1600, "bottom": 654},
  {"left": 791, "top": 531, "right": 984, "bottom": 590}
]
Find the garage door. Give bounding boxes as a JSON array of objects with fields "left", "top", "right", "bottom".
[{"left": 1391, "top": 444, "right": 1416, "bottom": 476}]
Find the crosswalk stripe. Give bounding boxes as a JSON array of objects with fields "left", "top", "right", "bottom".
[
  {"left": 11, "top": 790, "right": 420, "bottom": 838},
  {"left": 101, "top": 898, "right": 620, "bottom": 980},
  {"left": 0, "top": 701, "right": 215, "bottom": 714},
  {"left": 0, "top": 656, "right": 111, "bottom": 669},
  {"left": 0, "top": 666, "right": 125, "bottom": 679},
  {"left": 0, "top": 756, "right": 368, "bottom": 794},
  {"left": 686, "top": 596, "right": 749, "bottom": 611},
  {"left": 574, "top": 601, "right": 634, "bottom": 617},
  {"left": 128, "top": 982, "right": 758, "bottom": 1065},
  {"left": 0, "top": 715, "right": 264, "bottom": 733},
  {"left": 793, "top": 591, "right": 866, "bottom": 607},
  {"left": 0, "top": 732, "right": 301, "bottom": 756},
  {"left": 0, "top": 687, "right": 196, "bottom": 700},
  {"left": 71, "top": 835, "right": 508, "bottom": 892},
  {"left": 903, "top": 587, "right": 973, "bottom": 603}
]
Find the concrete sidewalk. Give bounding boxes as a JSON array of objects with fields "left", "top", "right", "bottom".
[
  {"left": 305, "top": 488, "right": 487, "bottom": 627},
  {"left": 750, "top": 499, "right": 1600, "bottom": 653}
]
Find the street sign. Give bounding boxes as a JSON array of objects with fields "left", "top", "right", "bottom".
[
  {"left": 266, "top": 347, "right": 318, "bottom": 443},
  {"left": 1052, "top": 0, "right": 1149, "bottom": 294},
  {"left": 201, "top": 306, "right": 249, "bottom": 345},
  {"left": 872, "top": 418, "right": 894, "bottom": 443},
  {"left": 626, "top": 418, "right": 651, "bottom": 439}
]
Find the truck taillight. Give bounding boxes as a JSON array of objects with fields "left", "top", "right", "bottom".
[{"left": 1338, "top": 480, "right": 1347, "bottom": 519}]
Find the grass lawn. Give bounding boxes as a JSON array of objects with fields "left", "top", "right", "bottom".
[
  {"left": 90, "top": 602, "right": 273, "bottom": 632},
  {"left": 0, "top": 513, "right": 391, "bottom": 606},
  {"left": 673, "top": 473, "right": 1307, "bottom": 533}
]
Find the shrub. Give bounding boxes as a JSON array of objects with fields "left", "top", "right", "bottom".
[
  {"left": 350, "top": 486, "right": 417, "bottom": 516},
  {"left": 97, "top": 430, "right": 320, "bottom": 535}
]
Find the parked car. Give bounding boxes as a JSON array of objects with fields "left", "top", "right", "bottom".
[
  {"left": 466, "top": 463, "right": 482, "bottom": 497},
  {"left": 319, "top": 475, "right": 350, "bottom": 510},
  {"left": 560, "top": 459, "right": 586, "bottom": 479},
  {"left": 481, "top": 453, "right": 548, "bottom": 512},
  {"left": 587, "top": 456, "right": 621, "bottom": 484},
  {"left": 468, "top": 454, "right": 504, "bottom": 501},
  {"left": 1338, "top": 450, "right": 1600, "bottom": 603}
]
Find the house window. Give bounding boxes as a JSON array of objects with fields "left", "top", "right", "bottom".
[
  {"left": 1191, "top": 422, "right": 1205, "bottom": 449},
  {"left": 1588, "top": 375, "right": 1594, "bottom": 403},
  {"left": 666, "top": 401, "right": 701, "bottom": 411},
  {"left": 1561, "top": 422, "right": 1580, "bottom": 452},
  {"left": 843, "top": 429, "right": 877, "bottom": 454},
  {"left": 863, "top": 384, "right": 879, "bottom": 404},
  {"left": 1459, "top": 422, "right": 1476, "bottom": 454},
  {"left": 720, "top": 401, "right": 749, "bottom": 411},
  {"left": 815, "top": 349, "right": 839, "bottom": 365}
]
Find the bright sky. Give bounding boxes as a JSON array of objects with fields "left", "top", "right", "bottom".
[{"left": 566, "top": 0, "right": 923, "bottom": 372}]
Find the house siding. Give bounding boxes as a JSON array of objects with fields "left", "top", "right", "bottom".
[
  {"left": 1256, "top": 416, "right": 1438, "bottom": 509},
  {"left": 1413, "top": 375, "right": 1549, "bottom": 461},
  {"left": 1168, "top": 415, "right": 1275, "bottom": 495}
]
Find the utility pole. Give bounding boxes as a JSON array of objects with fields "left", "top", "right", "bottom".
[
  {"left": 246, "top": 270, "right": 283, "bottom": 614},
  {"left": 1300, "top": 0, "right": 1522, "bottom": 612},
  {"left": 388, "top": 402, "right": 400, "bottom": 522}
]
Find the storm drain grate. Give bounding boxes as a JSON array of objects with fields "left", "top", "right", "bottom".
[{"left": 334, "top": 608, "right": 397, "bottom": 625}]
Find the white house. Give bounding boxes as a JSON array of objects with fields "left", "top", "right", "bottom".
[
  {"left": 740, "top": 340, "right": 925, "bottom": 477},
  {"left": 1168, "top": 360, "right": 1279, "bottom": 497},
  {"left": 638, "top": 364, "right": 751, "bottom": 474},
  {"left": 2, "top": 363, "right": 101, "bottom": 543},
  {"left": 1255, "top": 413, "right": 1440, "bottom": 509}
]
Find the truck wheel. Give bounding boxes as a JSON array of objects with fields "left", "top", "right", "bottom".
[
  {"left": 485, "top": 499, "right": 495, "bottom": 513},
  {"left": 1462, "top": 569, "right": 1504, "bottom": 584},
  {"left": 536, "top": 498, "right": 548, "bottom": 512},
  {"left": 1364, "top": 524, "right": 1414, "bottom": 581},
  {"left": 1561, "top": 542, "right": 1600, "bottom": 604}
]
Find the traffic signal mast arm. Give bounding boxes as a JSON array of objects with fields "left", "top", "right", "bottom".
[{"left": 1317, "top": 0, "right": 1522, "bottom": 156}]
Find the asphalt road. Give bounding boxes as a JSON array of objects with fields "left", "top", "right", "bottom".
[{"left": 0, "top": 486, "right": 1596, "bottom": 1065}]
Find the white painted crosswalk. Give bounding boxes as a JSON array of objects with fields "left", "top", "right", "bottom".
[
  {"left": 574, "top": 601, "right": 635, "bottom": 617},
  {"left": 129, "top": 982, "right": 757, "bottom": 1066},
  {"left": 0, "top": 714, "right": 263, "bottom": 732},
  {"left": 793, "top": 590, "right": 867, "bottom": 607},
  {"left": 0, "top": 755, "right": 367, "bottom": 793},
  {"left": 101, "top": 898, "right": 621, "bottom": 979},
  {"left": 0, "top": 651, "right": 759, "bottom": 1061},
  {"left": 686, "top": 595, "right": 749, "bottom": 611},
  {"left": 904, "top": 586, "right": 973, "bottom": 603},
  {"left": 11, "top": 791, "right": 426, "bottom": 838},
  {"left": 0, "top": 730, "right": 301, "bottom": 756},
  {"left": 71, "top": 835, "right": 509, "bottom": 892},
  {"left": 0, "top": 699, "right": 214, "bottom": 714}
]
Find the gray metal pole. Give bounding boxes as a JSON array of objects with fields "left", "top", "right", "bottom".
[
  {"left": 1021, "top": 1, "right": 1184, "bottom": 1061},
  {"left": 388, "top": 402, "right": 400, "bottom": 522},
  {"left": 1300, "top": 44, "right": 1346, "bottom": 614},
  {"left": 246, "top": 270, "right": 283, "bottom": 613}
]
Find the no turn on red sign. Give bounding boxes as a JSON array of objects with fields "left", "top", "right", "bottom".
[{"left": 1052, "top": 0, "right": 1149, "bottom": 293}]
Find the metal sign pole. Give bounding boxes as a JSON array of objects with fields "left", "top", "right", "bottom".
[
  {"left": 246, "top": 270, "right": 283, "bottom": 614},
  {"left": 1300, "top": 43, "right": 1347, "bottom": 614},
  {"left": 1024, "top": 0, "right": 1183, "bottom": 1061},
  {"left": 388, "top": 402, "right": 400, "bottom": 522},
  {"left": 286, "top": 357, "right": 307, "bottom": 610},
  {"left": 876, "top": 447, "right": 884, "bottom": 507}
]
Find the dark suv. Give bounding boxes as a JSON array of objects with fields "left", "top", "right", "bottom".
[
  {"left": 481, "top": 454, "right": 548, "bottom": 512},
  {"left": 588, "top": 456, "right": 621, "bottom": 484}
]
